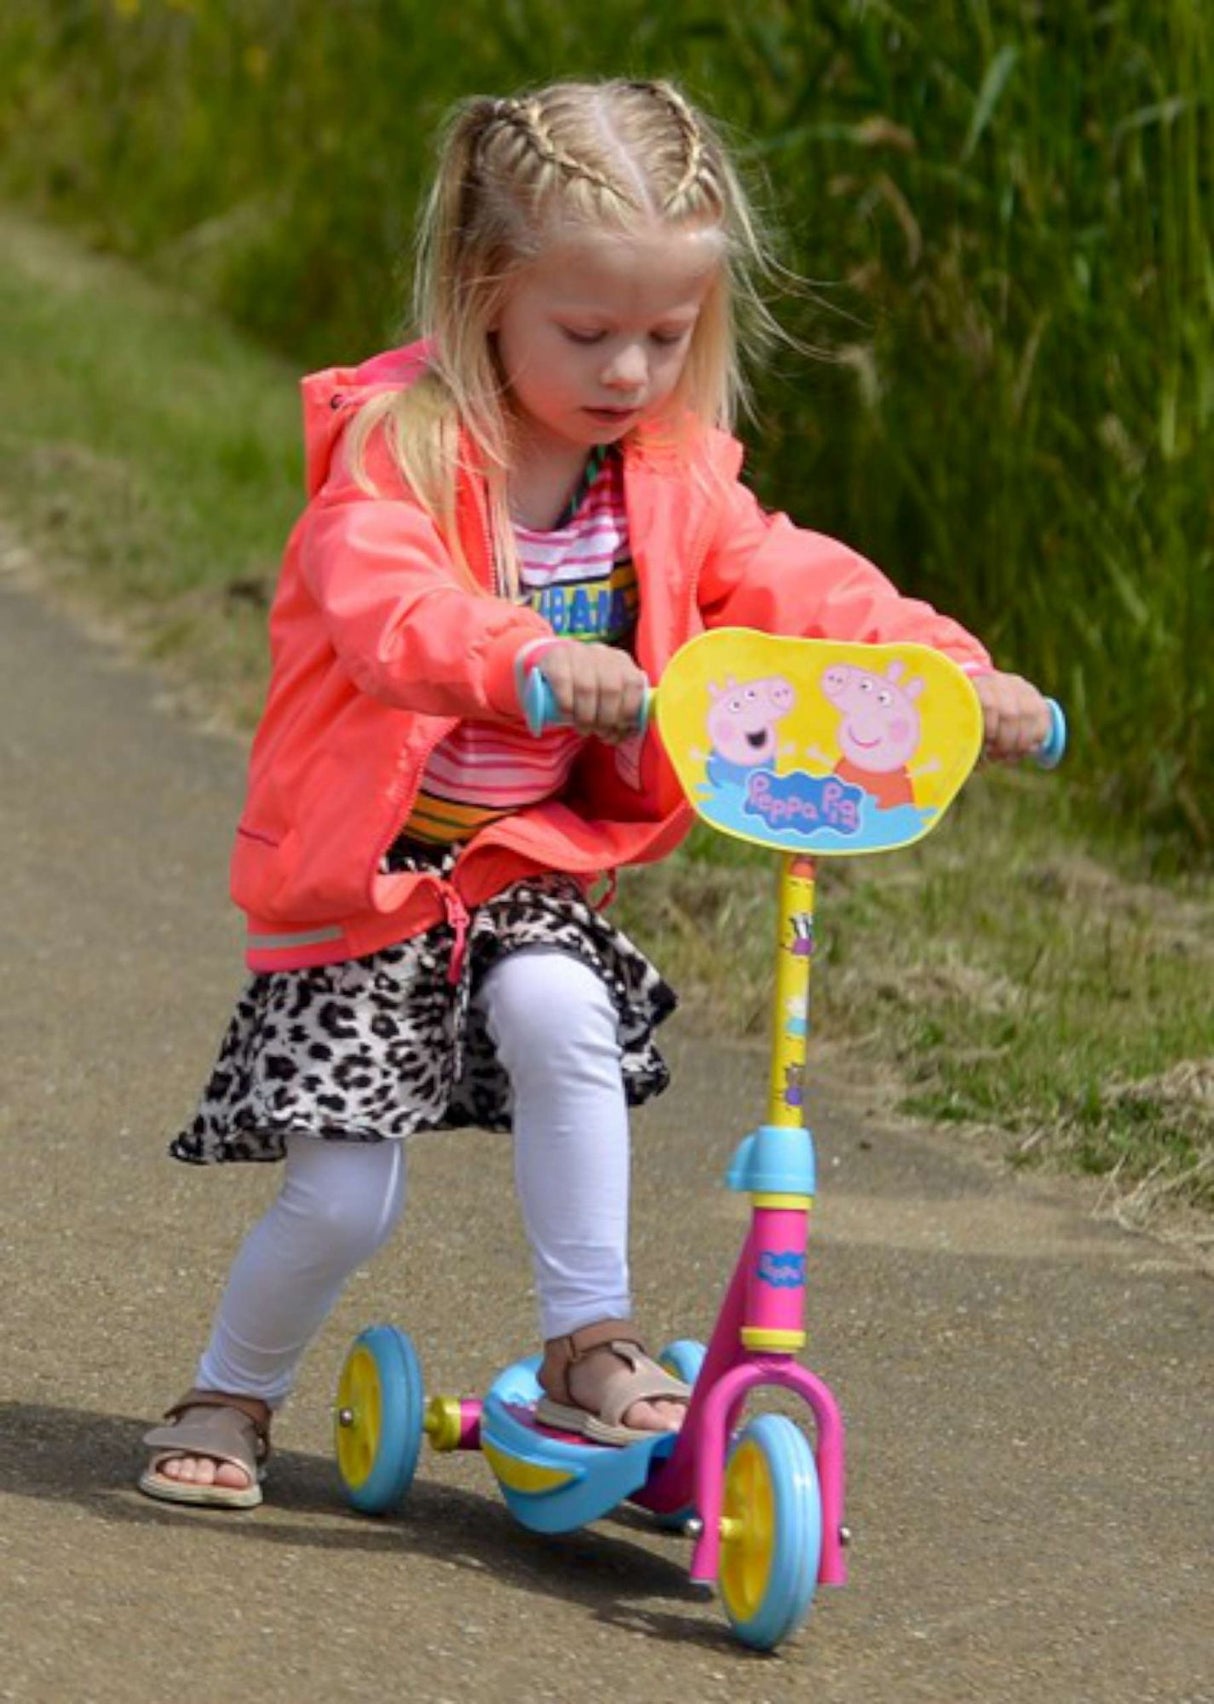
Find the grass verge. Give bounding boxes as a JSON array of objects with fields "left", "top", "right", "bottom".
[{"left": 2, "top": 208, "right": 1209, "bottom": 1229}]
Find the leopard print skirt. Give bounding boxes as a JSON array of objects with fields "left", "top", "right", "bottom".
[{"left": 170, "top": 850, "right": 676, "bottom": 1165}]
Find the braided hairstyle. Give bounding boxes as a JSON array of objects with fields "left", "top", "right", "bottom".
[
  {"left": 352, "top": 79, "right": 775, "bottom": 591},
  {"left": 465, "top": 80, "right": 725, "bottom": 223}
]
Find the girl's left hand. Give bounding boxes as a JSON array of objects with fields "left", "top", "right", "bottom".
[{"left": 972, "top": 670, "right": 1053, "bottom": 762}]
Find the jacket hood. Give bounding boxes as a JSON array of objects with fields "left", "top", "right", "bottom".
[{"left": 300, "top": 340, "right": 432, "bottom": 498}]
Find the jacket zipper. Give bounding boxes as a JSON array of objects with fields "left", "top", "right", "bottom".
[
  {"left": 362, "top": 466, "right": 502, "bottom": 974},
  {"left": 365, "top": 453, "right": 504, "bottom": 886},
  {"left": 365, "top": 717, "right": 457, "bottom": 888}
]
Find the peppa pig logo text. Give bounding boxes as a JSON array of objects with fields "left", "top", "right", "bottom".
[{"left": 743, "top": 770, "right": 864, "bottom": 836}]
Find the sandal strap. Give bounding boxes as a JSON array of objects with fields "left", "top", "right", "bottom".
[
  {"left": 145, "top": 1388, "right": 272, "bottom": 1465},
  {"left": 583, "top": 1342, "right": 690, "bottom": 1430},
  {"left": 542, "top": 1319, "right": 642, "bottom": 1407}
]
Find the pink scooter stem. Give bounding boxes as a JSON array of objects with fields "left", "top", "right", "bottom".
[
  {"left": 638, "top": 853, "right": 848, "bottom": 1586},
  {"left": 640, "top": 1198, "right": 847, "bottom": 1583}
]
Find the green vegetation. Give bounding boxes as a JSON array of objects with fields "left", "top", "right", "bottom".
[
  {"left": 633, "top": 804, "right": 1213, "bottom": 1219},
  {"left": 0, "top": 210, "right": 1209, "bottom": 1220},
  {"left": 0, "top": 214, "right": 299, "bottom": 725},
  {"left": 0, "top": 1, "right": 1210, "bottom": 857}
]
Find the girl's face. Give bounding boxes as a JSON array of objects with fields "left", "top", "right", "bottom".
[{"left": 492, "top": 221, "right": 723, "bottom": 466}]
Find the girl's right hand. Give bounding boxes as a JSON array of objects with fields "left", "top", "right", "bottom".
[
  {"left": 973, "top": 669, "right": 1054, "bottom": 762},
  {"left": 533, "top": 642, "right": 649, "bottom": 743}
]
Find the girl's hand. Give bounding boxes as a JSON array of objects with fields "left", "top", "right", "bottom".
[
  {"left": 535, "top": 641, "right": 649, "bottom": 743},
  {"left": 973, "top": 670, "right": 1053, "bottom": 762}
]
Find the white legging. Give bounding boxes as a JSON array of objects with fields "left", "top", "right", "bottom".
[{"left": 195, "top": 947, "right": 632, "bottom": 1406}]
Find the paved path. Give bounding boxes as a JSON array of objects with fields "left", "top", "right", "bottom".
[{"left": 0, "top": 579, "right": 1209, "bottom": 1704}]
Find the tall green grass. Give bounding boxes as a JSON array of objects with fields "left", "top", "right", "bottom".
[
  {"left": 0, "top": 1, "right": 1210, "bottom": 860},
  {"left": 3, "top": 208, "right": 1208, "bottom": 1211}
]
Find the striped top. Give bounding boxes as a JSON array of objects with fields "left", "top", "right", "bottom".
[{"left": 403, "top": 449, "right": 636, "bottom": 843}]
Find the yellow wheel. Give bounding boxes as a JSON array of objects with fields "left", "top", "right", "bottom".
[
  {"left": 719, "top": 1415, "right": 821, "bottom": 1650},
  {"left": 334, "top": 1326, "right": 423, "bottom": 1514}
]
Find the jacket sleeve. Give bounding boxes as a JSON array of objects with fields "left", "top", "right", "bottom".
[
  {"left": 697, "top": 476, "right": 991, "bottom": 672},
  {"left": 294, "top": 484, "right": 552, "bottom": 721}
]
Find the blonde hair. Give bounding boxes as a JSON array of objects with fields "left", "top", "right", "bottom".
[{"left": 350, "top": 78, "right": 779, "bottom": 593}]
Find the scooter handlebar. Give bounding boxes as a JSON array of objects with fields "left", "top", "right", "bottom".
[
  {"left": 521, "top": 668, "right": 652, "bottom": 737},
  {"left": 524, "top": 665, "right": 1066, "bottom": 767}
]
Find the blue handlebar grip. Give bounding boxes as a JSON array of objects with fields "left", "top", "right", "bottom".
[
  {"left": 521, "top": 667, "right": 652, "bottom": 736},
  {"left": 522, "top": 668, "right": 559, "bottom": 735},
  {"left": 1034, "top": 698, "right": 1067, "bottom": 769}
]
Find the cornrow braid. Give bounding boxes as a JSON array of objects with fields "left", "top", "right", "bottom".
[
  {"left": 485, "top": 95, "right": 635, "bottom": 206},
  {"left": 628, "top": 79, "right": 708, "bottom": 212}
]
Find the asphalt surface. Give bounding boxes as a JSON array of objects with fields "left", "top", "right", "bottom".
[{"left": 1, "top": 577, "right": 1210, "bottom": 1704}]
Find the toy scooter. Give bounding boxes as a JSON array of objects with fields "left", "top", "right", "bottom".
[{"left": 333, "top": 630, "right": 1065, "bottom": 1650}]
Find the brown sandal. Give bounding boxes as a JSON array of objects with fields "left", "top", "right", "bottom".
[
  {"left": 139, "top": 1388, "right": 272, "bottom": 1509},
  {"left": 535, "top": 1320, "right": 690, "bottom": 1447}
]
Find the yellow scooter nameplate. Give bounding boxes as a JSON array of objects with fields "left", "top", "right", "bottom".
[{"left": 654, "top": 630, "right": 983, "bottom": 856}]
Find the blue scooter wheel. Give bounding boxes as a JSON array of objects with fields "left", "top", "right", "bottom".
[
  {"left": 657, "top": 1339, "right": 707, "bottom": 1388},
  {"left": 334, "top": 1325, "right": 424, "bottom": 1515},
  {"left": 719, "top": 1413, "right": 822, "bottom": 1650}
]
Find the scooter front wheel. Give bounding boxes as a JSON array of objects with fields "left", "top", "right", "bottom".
[
  {"left": 334, "top": 1325, "right": 424, "bottom": 1515},
  {"left": 719, "top": 1413, "right": 821, "bottom": 1650}
]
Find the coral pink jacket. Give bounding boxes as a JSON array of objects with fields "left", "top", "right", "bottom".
[{"left": 233, "top": 345, "right": 990, "bottom": 971}]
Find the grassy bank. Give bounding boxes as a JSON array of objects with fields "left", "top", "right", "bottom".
[
  {"left": 1, "top": 1, "right": 1210, "bottom": 858},
  {"left": 1, "top": 210, "right": 1209, "bottom": 1225}
]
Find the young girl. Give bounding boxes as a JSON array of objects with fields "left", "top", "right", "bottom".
[{"left": 140, "top": 77, "right": 1050, "bottom": 1506}]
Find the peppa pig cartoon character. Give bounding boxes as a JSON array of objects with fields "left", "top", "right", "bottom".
[
  {"left": 819, "top": 660, "right": 934, "bottom": 810},
  {"left": 696, "top": 674, "right": 796, "bottom": 788}
]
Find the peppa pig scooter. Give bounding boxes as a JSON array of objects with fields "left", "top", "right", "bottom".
[{"left": 332, "top": 629, "right": 1065, "bottom": 1651}]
